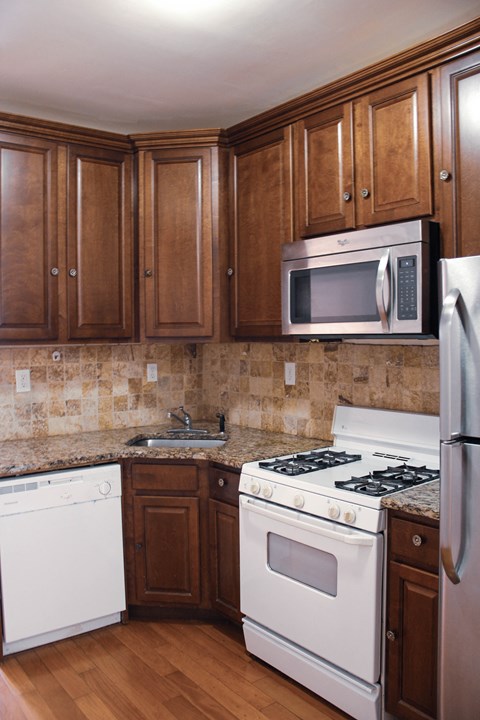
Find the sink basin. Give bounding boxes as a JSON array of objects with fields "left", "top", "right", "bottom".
[{"left": 127, "top": 437, "right": 226, "bottom": 448}]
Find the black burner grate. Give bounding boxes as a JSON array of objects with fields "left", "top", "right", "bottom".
[
  {"left": 258, "top": 449, "right": 361, "bottom": 476},
  {"left": 335, "top": 463, "right": 439, "bottom": 496}
]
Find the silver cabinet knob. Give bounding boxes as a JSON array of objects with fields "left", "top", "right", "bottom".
[
  {"left": 343, "top": 191, "right": 352, "bottom": 201},
  {"left": 361, "top": 188, "right": 370, "bottom": 199},
  {"left": 68, "top": 268, "right": 77, "bottom": 277},
  {"left": 144, "top": 269, "right": 153, "bottom": 277},
  {"left": 227, "top": 268, "right": 234, "bottom": 277},
  {"left": 439, "top": 169, "right": 451, "bottom": 181},
  {"left": 50, "top": 267, "right": 59, "bottom": 276},
  {"left": 386, "top": 630, "right": 397, "bottom": 642},
  {"left": 217, "top": 477, "right": 225, "bottom": 487},
  {"left": 412, "top": 534, "right": 423, "bottom": 547}
]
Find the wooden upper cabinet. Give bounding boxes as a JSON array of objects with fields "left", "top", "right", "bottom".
[
  {"left": 436, "top": 50, "right": 480, "bottom": 258},
  {"left": 354, "top": 73, "right": 433, "bottom": 227},
  {"left": 295, "top": 103, "right": 355, "bottom": 237},
  {"left": 230, "top": 126, "right": 293, "bottom": 337},
  {"left": 66, "top": 144, "right": 134, "bottom": 340},
  {"left": 0, "top": 133, "right": 59, "bottom": 342},
  {"left": 139, "top": 146, "right": 215, "bottom": 339}
]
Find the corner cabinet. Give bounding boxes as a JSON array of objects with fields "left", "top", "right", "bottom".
[
  {"left": 136, "top": 135, "right": 229, "bottom": 342},
  {"left": 435, "top": 49, "right": 480, "bottom": 258},
  {"left": 208, "top": 465, "right": 241, "bottom": 622},
  {"left": 385, "top": 512, "right": 439, "bottom": 720},
  {"left": 295, "top": 73, "right": 433, "bottom": 237},
  {"left": 0, "top": 133, "right": 59, "bottom": 342},
  {"left": 229, "top": 126, "right": 294, "bottom": 337}
]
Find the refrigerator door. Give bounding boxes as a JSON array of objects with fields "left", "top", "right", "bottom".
[
  {"left": 439, "top": 255, "right": 480, "bottom": 442},
  {"left": 439, "top": 440, "right": 480, "bottom": 717}
]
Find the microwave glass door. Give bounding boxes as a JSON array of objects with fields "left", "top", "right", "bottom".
[{"left": 290, "top": 260, "right": 380, "bottom": 324}]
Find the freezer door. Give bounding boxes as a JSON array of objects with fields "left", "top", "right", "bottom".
[
  {"left": 439, "top": 255, "right": 480, "bottom": 441},
  {"left": 439, "top": 440, "right": 480, "bottom": 717}
]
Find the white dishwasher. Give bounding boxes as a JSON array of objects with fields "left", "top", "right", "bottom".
[{"left": 0, "top": 463, "right": 126, "bottom": 656}]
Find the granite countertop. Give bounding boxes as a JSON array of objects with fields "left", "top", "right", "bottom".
[{"left": 0, "top": 423, "right": 439, "bottom": 519}]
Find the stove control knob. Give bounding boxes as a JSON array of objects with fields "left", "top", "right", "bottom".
[
  {"left": 328, "top": 504, "right": 341, "bottom": 520},
  {"left": 344, "top": 508, "right": 356, "bottom": 524},
  {"left": 262, "top": 484, "right": 273, "bottom": 499},
  {"left": 250, "top": 480, "right": 260, "bottom": 495},
  {"left": 293, "top": 494, "right": 305, "bottom": 509}
]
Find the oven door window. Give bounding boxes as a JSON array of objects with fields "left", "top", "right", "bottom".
[
  {"left": 268, "top": 532, "right": 337, "bottom": 596},
  {"left": 290, "top": 261, "right": 380, "bottom": 324}
]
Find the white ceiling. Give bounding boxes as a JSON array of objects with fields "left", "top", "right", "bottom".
[{"left": 1, "top": 0, "right": 479, "bottom": 134}]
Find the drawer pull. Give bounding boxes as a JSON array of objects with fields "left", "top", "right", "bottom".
[
  {"left": 386, "top": 630, "right": 397, "bottom": 642},
  {"left": 218, "top": 478, "right": 226, "bottom": 487},
  {"left": 412, "top": 534, "right": 423, "bottom": 547}
]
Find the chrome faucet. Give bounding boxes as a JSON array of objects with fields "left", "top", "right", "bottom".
[{"left": 167, "top": 406, "right": 192, "bottom": 430}]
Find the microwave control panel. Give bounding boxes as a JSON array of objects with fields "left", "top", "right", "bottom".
[{"left": 397, "top": 256, "right": 418, "bottom": 320}]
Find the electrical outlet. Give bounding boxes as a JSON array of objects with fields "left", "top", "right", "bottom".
[
  {"left": 285, "top": 362, "right": 296, "bottom": 385},
  {"left": 147, "top": 363, "right": 158, "bottom": 382},
  {"left": 16, "top": 369, "right": 31, "bottom": 393}
]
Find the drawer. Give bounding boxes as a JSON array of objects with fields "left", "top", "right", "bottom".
[
  {"left": 132, "top": 463, "right": 198, "bottom": 492},
  {"left": 209, "top": 467, "right": 240, "bottom": 505},
  {"left": 389, "top": 516, "right": 439, "bottom": 573}
]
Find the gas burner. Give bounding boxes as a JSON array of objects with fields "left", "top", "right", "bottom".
[
  {"left": 335, "top": 463, "right": 440, "bottom": 496},
  {"left": 258, "top": 449, "right": 361, "bottom": 476}
]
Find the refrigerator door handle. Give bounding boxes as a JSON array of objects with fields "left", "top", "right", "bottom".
[
  {"left": 440, "top": 441, "right": 464, "bottom": 585},
  {"left": 439, "top": 288, "right": 462, "bottom": 441}
]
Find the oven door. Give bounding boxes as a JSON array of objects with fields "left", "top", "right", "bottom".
[{"left": 239, "top": 495, "right": 383, "bottom": 684}]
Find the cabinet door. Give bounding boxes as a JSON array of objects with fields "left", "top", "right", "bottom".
[
  {"left": 133, "top": 496, "right": 201, "bottom": 605},
  {"left": 386, "top": 561, "right": 438, "bottom": 720},
  {"left": 140, "top": 147, "right": 213, "bottom": 339},
  {"left": 436, "top": 50, "right": 480, "bottom": 258},
  {"left": 355, "top": 74, "right": 433, "bottom": 227},
  {"left": 230, "top": 127, "right": 293, "bottom": 337},
  {"left": 209, "top": 498, "right": 241, "bottom": 622},
  {"left": 0, "top": 133, "right": 58, "bottom": 341},
  {"left": 295, "top": 103, "right": 355, "bottom": 237},
  {"left": 66, "top": 145, "right": 133, "bottom": 340}
]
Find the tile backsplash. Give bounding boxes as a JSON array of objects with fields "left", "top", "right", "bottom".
[{"left": 0, "top": 341, "right": 439, "bottom": 443}]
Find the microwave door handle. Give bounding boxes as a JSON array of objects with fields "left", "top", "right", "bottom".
[
  {"left": 375, "top": 249, "right": 391, "bottom": 331},
  {"left": 240, "top": 496, "right": 374, "bottom": 546}
]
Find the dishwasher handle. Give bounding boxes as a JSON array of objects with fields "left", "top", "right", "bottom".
[{"left": 240, "top": 496, "right": 374, "bottom": 546}]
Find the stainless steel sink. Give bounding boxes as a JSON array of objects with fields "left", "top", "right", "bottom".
[{"left": 127, "top": 437, "right": 226, "bottom": 448}]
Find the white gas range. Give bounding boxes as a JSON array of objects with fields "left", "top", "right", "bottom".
[{"left": 239, "top": 405, "right": 439, "bottom": 720}]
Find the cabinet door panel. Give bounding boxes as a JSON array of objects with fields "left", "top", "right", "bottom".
[
  {"left": 437, "top": 50, "right": 480, "bottom": 257},
  {"left": 67, "top": 145, "right": 133, "bottom": 339},
  {"left": 356, "top": 74, "right": 432, "bottom": 226},
  {"left": 230, "top": 127, "right": 293, "bottom": 337},
  {"left": 209, "top": 498, "right": 241, "bottom": 622},
  {"left": 142, "top": 148, "right": 213, "bottom": 338},
  {"left": 295, "top": 103, "right": 354, "bottom": 237},
  {"left": 386, "top": 561, "right": 438, "bottom": 720},
  {"left": 134, "top": 496, "right": 200, "bottom": 605},
  {"left": 0, "top": 134, "right": 58, "bottom": 341}
]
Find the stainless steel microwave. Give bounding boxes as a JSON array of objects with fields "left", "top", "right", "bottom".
[{"left": 281, "top": 220, "right": 439, "bottom": 338}]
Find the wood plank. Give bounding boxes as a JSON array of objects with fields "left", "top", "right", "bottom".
[
  {"left": 81, "top": 668, "right": 151, "bottom": 720},
  {"left": 0, "top": 674, "right": 28, "bottom": 720},
  {"left": 166, "top": 669, "right": 238, "bottom": 720},
  {"left": 34, "top": 645, "right": 89, "bottom": 700}
]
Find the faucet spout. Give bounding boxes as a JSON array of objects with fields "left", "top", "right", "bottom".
[{"left": 167, "top": 405, "right": 192, "bottom": 430}]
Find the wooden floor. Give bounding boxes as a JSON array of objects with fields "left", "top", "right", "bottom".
[{"left": 0, "top": 620, "right": 353, "bottom": 720}]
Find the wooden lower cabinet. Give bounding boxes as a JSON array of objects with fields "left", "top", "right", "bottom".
[
  {"left": 208, "top": 466, "right": 241, "bottom": 622},
  {"left": 133, "top": 495, "right": 201, "bottom": 605},
  {"left": 385, "top": 513, "right": 439, "bottom": 720}
]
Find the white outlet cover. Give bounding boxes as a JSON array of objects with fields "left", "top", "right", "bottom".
[
  {"left": 15, "top": 369, "right": 31, "bottom": 393},
  {"left": 285, "top": 362, "right": 296, "bottom": 385},
  {"left": 147, "top": 363, "right": 158, "bottom": 382}
]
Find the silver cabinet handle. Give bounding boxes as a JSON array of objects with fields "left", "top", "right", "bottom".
[
  {"left": 227, "top": 268, "right": 234, "bottom": 277},
  {"left": 218, "top": 478, "right": 225, "bottom": 487},
  {"left": 361, "top": 188, "right": 370, "bottom": 198},
  {"left": 386, "top": 630, "right": 396, "bottom": 642},
  {"left": 412, "top": 534, "right": 423, "bottom": 547},
  {"left": 50, "top": 267, "right": 59, "bottom": 276},
  {"left": 343, "top": 191, "right": 352, "bottom": 201},
  {"left": 68, "top": 268, "right": 77, "bottom": 278},
  {"left": 439, "top": 169, "right": 451, "bottom": 181},
  {"left": 144, "top": 269, "right": 153, "bottom": 277}
]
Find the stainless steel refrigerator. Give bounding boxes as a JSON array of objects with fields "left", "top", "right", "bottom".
[{"left": 438, "top": 255, "right": 480, "bottom": 718}]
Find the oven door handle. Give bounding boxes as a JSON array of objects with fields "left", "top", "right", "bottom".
[{"left": 240, "top": 496, "right": 374, "bottom": 546}]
